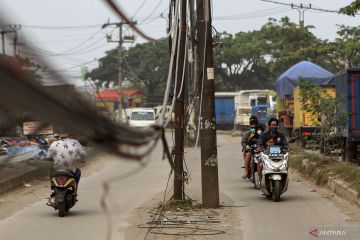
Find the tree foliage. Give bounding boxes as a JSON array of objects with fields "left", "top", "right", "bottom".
[
  {"left": 87, "top": 42, "right": 169, "bottom": 95},
  {"left": 298, "top": 80, "right": 347, "bottom": 155},
  {"left": 340, "top": 0, "right": 360, "bottom": 16},
  {"left": 88, "top": 18, "right": 360, "bottom": 94}
]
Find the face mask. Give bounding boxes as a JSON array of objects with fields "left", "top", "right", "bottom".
[
  {"left": 257, "top": 130, "right": 262, "bottom": 135},
  {"left": 250, "top": 128, "right": 256, "bottom": 134},
  {"left": 270, "top": 126, "right": 278, "bottom": 135}
]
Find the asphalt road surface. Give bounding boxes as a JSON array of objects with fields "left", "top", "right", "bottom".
[{"left": 0, "top": 133, "right": 359, "bottom": 240}]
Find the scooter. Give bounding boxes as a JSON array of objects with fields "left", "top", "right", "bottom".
[
  {"left": 258, "top": 144, "right": 291, "bottom": 202},
  {"left": 47, "top": 170, "right": 78, "bottom": 217}
]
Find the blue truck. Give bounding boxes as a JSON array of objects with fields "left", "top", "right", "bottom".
[
  {"left": 251, "top": 104, "right": 269, "bottom": 127},
  {"left": 215, "top": 93, "right": 236, "bottom": 130},
  {"left": 330, "top": 68, "right": 360, "bottom": 162}
]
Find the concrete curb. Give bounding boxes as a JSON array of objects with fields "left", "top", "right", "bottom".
[
  {"left": 0, "top": 166, "right": 37, "bottom": 195},
  {"left": 327, "top": 177, "right": 360, "bottom": 208},
  {"left": 295, "top": 159, "right": 360, "bottom": 208}
]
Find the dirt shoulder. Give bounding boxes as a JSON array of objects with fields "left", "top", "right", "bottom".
[{"left": 124, "top": 188, "right": 243, "bottom": 240}]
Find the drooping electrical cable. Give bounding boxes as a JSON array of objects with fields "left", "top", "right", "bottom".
[{"left": 104, "top": 0, "right": 173, "bottom": 43}]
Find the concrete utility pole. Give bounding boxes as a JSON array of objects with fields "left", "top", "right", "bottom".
[
  {"left": 9, "top": 25, "right": 21, "bottom": 56},
  {"left": 0, "top": 26, "right": 17, "bottom": 55},
  {"left": 173, "top": 0, "right": 187, "bottom": 200},
  {"left": 196, "top": 0, "right": 219, "bottom": 208},
  {"left": 291, "top": 3, "right": 311, "bottom": 28},
  {"left": 184, "top": 0, "right": 197, "bottom": 147},
  {"left": 102, "top": 21, "right": 134, "bottom": 121}
]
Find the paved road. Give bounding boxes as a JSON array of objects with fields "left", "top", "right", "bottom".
[
  {"left": 215, "top": 135, "right": 360, "bottom": 240},
  {"left": 0, "top": 141, "right": 172, "bottom": 240},
  {"left": 0, "top": 134, "right": 359, "bottom": 240}
]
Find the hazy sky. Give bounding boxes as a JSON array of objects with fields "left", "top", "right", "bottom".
[{"left": 0, "top": 0, "right": 357, "bottom": 81}]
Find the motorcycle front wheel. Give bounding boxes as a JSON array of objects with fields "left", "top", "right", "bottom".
[{"left": 272, "top": 180, "right": 281, "bottom": 202}]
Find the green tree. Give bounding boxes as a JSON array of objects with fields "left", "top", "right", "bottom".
[
  {"left": 124, "top": 41, "right": 169, "bottom": 94},
  {"left": 340, "top": 0, "right": 360, "bottom": 16},
  {"left": 214, "top": 30, "right": 271, "bottom": 91},
  {"left": 87, "top": 41, "right": 169, "bottom": 95},
  {"left": 334, "top": 25, "right": 360, "bottom": 68},
  {"left": 298, "top": 80, "right": 347, "bottom": 156},
  {"left": 261, "top": 17, "right": 329, "bottom": 78}
]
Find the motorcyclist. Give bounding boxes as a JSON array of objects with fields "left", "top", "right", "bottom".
[
  {"left": 242, "top": 116, "right": 258, "bottom": 160},
  {"left": 241, "top": 119, "right": 261, "bottom": 179},
  {"left": 47, "top": 135, "right": 86, "bottom": 194},
  {"left": 257, "top": 118, "right": 288, "bottom": 181}
]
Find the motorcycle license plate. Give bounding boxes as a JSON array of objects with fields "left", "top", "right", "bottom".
[{"left": 269, "top": 146, "right": 281, "bottom": 154}]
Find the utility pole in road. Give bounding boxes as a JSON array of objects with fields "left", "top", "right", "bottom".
[
  {"left": 0, "top": 26, "right": 17, "bottom": 55},
  {"left": 9, "top": 25, "right": 21, "bottom": 56},
  {"left": 102, "top": 21, "right": 134, "bottom": 122},
  {"left": 196, "top": 0, "right": 219, "bottom": 208},
  {"left": 173, "top": 0, "right": 187, "bottom": 200}
]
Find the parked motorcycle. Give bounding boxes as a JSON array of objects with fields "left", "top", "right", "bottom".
[
  {"left": 47, "top": 170, "right": 77, "bottom": 217},
  {"left": 258, "top": 142, "right": 294, "bottom": 202}
]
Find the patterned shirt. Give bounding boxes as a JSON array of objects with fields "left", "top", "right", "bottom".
[{"left": 47, "top": 138, "right": 86, "bottom": 171}]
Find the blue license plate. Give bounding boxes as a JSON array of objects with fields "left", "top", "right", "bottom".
[{"left": 269, "top": 146, "right": 281, "bottom": 154}]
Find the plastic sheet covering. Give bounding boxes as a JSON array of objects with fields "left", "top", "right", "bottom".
[{"left": 274, "top": 61, "right": 335, "bottom": 98}]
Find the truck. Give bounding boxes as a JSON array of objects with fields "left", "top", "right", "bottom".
[
  {"left": 251, "top": 104, "right": 269, "bottom": 127},
  {"left": 292, "top": 85, "right": 336, "bottom": 147},
  {"left": 214, "top": 92, "right": 237, "bottom": 130},
  {"left": 276, "top": 97, "right": 294, "bottom": 137},
  {"left": 234, "top": 90, "right": 275, "bottom": 130},
  {"left": 329, "top": 68, "right": 360, "bottom": 162}
]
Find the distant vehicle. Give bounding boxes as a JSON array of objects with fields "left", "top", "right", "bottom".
[
  {"left": 128, "top": 108, "right": 156, "bottom": 127},
  {"left": 215, "top": 92, "right": 237, "bottom": 130},
  {"left": 154, "top": 105, "right": 173, "bottom": 124},
  {"left": 251, "top": 104, "right": 269, "bottom": 127},
  {"left": 234, "top": 90, "right": 275, "bottom": 130},
  {"left": 293, "top": 85, "right": 335, "bottom": 147},
  {"left": 329, "top": 68, "right": 360, "bottom": 162},
  {"left": 234, "top": 106, "right": 252, "bottom": 131}
]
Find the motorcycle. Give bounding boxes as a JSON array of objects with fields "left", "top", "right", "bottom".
[
  {"left": 47, "top": 169, "right": 78, "bottom": 217},
  {"left": 258, "top": 141, "right": 294, "bottom": 202},
  {"left": 247, "top": 144, "right": 260, "bottom": 189}
]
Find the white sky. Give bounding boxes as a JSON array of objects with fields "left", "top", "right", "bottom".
[{"left": 0, "top": 0, "right": 357, "bottom": 82}]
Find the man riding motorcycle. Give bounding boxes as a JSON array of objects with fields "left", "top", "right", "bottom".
[
  {"left": 47, "top": 135, "right": 86, "bottom": 199},
  {"left": 257, "top": 118, "right": 288, "bottom": 182},
  {"left": 241, "top": 119, "right": 262, "bottom": 179}
]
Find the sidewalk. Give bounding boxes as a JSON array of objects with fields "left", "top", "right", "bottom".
[{"left": 0, "top": 163, "right": 37, "bottom": 195}]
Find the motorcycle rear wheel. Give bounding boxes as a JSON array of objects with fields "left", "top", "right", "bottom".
[{"left": 58, "top": 201, "right": 65, "bottom": 217}]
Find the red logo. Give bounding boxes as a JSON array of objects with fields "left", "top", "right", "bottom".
[{"left": 309, "top": 229, "right": 318, "bottom": 237}]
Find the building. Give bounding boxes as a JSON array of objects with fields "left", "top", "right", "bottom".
[{"left": 95, "top": 89, "right": 145, "bottom": 112}]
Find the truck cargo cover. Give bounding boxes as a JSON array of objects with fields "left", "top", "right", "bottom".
[{"left": 274, "top": 61, "right": 335, "bottom": 98}]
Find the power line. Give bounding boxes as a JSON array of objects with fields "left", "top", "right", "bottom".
[
  {"left": 50, "top": 59, "right": 98, "bottom": 72},
  {"left": 141, "top": 0, "right": 166, "bottom": 22},
  {"left": 58, "top": 29, "right": 103, "bottom": 54},
  {"left": 132, "top": 0, "right": 148, "bottom": 17},
  {"left": 260, "top": 0, "right": 346, "bottom": 14},
  {"left": 104, "top": 0, "right": 172, "bottom": 43},
  {"left": 21, "top": 24, "right": 102, "bottom": 30},
  {"left": 214, "top": 6, "right": 290, "bottom": 20}
]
